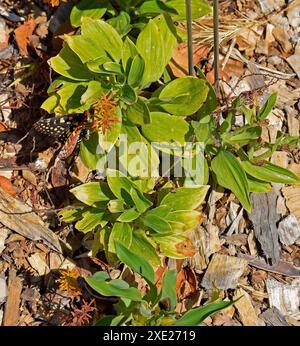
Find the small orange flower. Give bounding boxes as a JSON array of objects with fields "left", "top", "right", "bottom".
[
  {"left": 44, "top": 0, "right": 67, "bottom": 7},
  {"left": 56, "top": 268, "right": 82, "bottom": 297},
  {"left": 89, "top": 92, "right": 120, "bottom": 135}
]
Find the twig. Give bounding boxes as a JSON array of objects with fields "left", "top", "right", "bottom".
[
  {"left": 185, "top": 0, "right": 194, "bottom": 76},
  {"left": 213, "top": 0, "right": 220, "bottom": 95}
]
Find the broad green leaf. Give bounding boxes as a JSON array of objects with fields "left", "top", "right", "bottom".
[
  {"left": 130, "top": 187, "right": 152, "bottom": 213},
  {"left": 107, "top": 199, "right": 125, "bottom": 213},
  {"left": 80, "top": 80, "right": 102, "bottom": 105},
  {"left": 107, "top": 170, "right": 135, "bottom": 204},
  {"left": 153, "top": 13, "right": 178, "bottom": 66},
  {"left": 117, "top": 208, "right": 141, "bottom": 222},
  {"left": 161, "top": 269, "right": 177, "bottom": 310},
  {"left": 115, "top": 242, "right": 155, "bottom": 284},
  {"left": 49, "top": 44, "right": 95, "bottom": 81},
  {"left": 81, "top": 17, "right": 123, "bottom": 62},
  {"left": 152, "top": 233, "right": 190, "bottom": 258},
  {"left": 128, "top": 55, "right": 145, "bottom": 88},
  {"left": 158, "top": 77, "right": 209, "bottom": 116},
  {"left": 143, "top": 214, "right": 173, "bottom": 234},
  {"left": 257, "top": 93, "right": 277, "bottom": 120},
  {"left": 175, "top": 300, "right": 234, "bottom": 326},
  {"left": 166, "top": 210, "right": 202, "bottom": 233},
  {"left": 160, "top": 185, "right": 209, "bottom": 211},
  {"left": 211, "top": 150, "right": 251, "bottom": 212},
  {"left": 58, "top": 208, "right": 84, "bottom": 223},
  {"left": 138, "top": 1, "right": 177, "bottom": 16},
  {"left": 126, "top": 97, "right": 151, "bottom": 125},
  {"left": 121, "top": 84, "right": 138, "bottom": 105},
  {"left": 70, "top": 0, "right": 108, "bottom": 27},
  {"left": 80, "top": 132, "right": 106, "bottom": 170},
  {"left": 136, "top": 20, "right": 165, "bottom": 86},
  {"left": 86, "top": 276, "right": 142, "bottom": 301},
  {"left": 122, "top": 37, "right": 138, "bottom": 72},
  {"left": 241, "top": 160, "right": 300, "bottom": 184},
  {"left": 108, "top": 223, "right": 133, "bottom": 265},
  {"left": 107, "top": 11, "right": 132, "bottom": 37},
  {"left": 75, "top": 209, "right": 105, "bottom": 233},
  {"left": 167, "top": 0, "right": 211, "bottom": 21},
  {"left": 247, "top": 176, "right": 272, "bottom": 193},
  {"left": 130, "top": 229, "right": 160, "bottom": 267},
  {"left": 142, "top": 112, "right": 190, "bottom": 144},
  {"left": 65, "top": 35, "right": 107, "bottom": 64},
  {"left": 222, "top": 126, "right": 262, "bottom": 146},
  {"left": 183, "top": 152, "right": 209, "bottom": 186},
  {"left": 70, "top": 182, "right": 114, "bottom": 207}
]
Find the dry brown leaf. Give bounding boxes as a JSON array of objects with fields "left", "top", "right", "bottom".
[
  {"left": 175, "top": 239, "right": 196, "bottom": 257},
  {"left": 175, "top": 267, "right": 197, "bottom": 300},
  {"left": 14, "top": 19, "right": 37, "bottom": 56},
  {"left": 0, "top": 176, "right": 17, "bottom": 197}
]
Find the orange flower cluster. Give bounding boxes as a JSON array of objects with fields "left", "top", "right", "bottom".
[
  {"left": 44, "top": 0, "right": 67, "bottom": 7},
  {"left": 89, "top": 93, "right": 120, "bottom": 135},
  {"left": 56, "top": 268, "right": 82, "bottom": 297}
]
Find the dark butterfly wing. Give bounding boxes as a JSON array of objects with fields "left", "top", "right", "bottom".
[{"left": 33, "top": 114, "right": 85, "bottom": 142}]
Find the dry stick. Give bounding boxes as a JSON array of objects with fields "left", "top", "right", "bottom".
[
  {"left": 213, "top": 0, "right": 220, "bottom": 96},
  {"left": 186, "top": 0, "right": 194, "bottom": 76}
]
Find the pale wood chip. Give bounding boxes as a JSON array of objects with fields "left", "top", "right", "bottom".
[
  {"left": 3, "top": 269, "right": 22, "bottom": 326},
  {"left": 234, "top": 288, "right": 265, "bottom": 326},
  {"left": 282, "top": 185, "right": 300, "bottom": 224},
  {"left": 0, "top": 273, "right": 7, "bottom": 304},
  {"left": 266, "top": 277, "right": 300, "bottom": 317},
  {"left": 260, "top": 307, "right": 290, "bottom": 326},
  {"left": 0, "top": 188, "right": 61, "bottom": 252},
  {"left": 27, "top": 253, "right": 50, "bottom": 276},
  {"left": 201, "top": 254, "right": 248, "bottom": 290},
  {"left": 0, "top": 227, "right": 9, "bottom": 254},
  {"left": 278, "top": 214, "right": 300, "bottom": 246}
]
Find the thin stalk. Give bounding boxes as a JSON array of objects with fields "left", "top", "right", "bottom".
[
  {"left": 213, "top": 0, "right": 220, "bottom": 94},
  {"left": 186, "top": 0, "right": 194, "bottom": 76}
]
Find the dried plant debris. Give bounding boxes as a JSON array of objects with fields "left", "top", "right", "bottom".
[
  {"left": 260, "top": 307, "right": 290, "bottom": 326},
  {"left": 278, "top": 214, "right": 300, "bottom": 246},
  {"left": 201, "top": 254, "right": 248, "bottom": 290},
  {"left": 248, "top": 192, "right": 281, "bottom": 265}
]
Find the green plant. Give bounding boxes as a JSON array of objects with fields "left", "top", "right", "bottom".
[
  {"left": 84, "top": 244, "right": 235, "bottom": 326},
  {"left": 60, "top": 171, "right": 209, "bottom": 263}
]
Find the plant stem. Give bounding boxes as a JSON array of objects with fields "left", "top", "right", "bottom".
[
  {"left": 213, "top": 0, "right": 220, "bottom": 94},
  {"left": 186, "top": 0, "right": 194, "bottom": 76}
]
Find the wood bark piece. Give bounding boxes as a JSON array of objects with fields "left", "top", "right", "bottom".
[
  {"left": 266, "top": 278, "right": 300, "bottom": 317},
  {"left": 0, "top": 188, "right": 61, "bottom": 252},
  {"left": 248, "top": 192, "right": 281, "bottom": 265},
  {"left": 278, "top": 214, "right": 300, "bottom": 246},
  {"left": 3, "top": 269, "right": 22, "bottom": 326},
  {"left": 201, "top": 254, "right": 248, "bottom": 290},
  {"left": 260, "top": 307, "right": 290, "bottom": 326},
  {"left": 282, "top": 185, "right": 300, "bottom": 224},
  {"left": 0, "top": 227, "right": 9, "bottom": 254},
  {"left": 239, "top": 254, "right": 300, "bottom": 277},
  {"left": 0, "top": 273, "right": 7, "bottom": 304},
  {"left": 27, "top": 253, "right": 50, "bottom": 276},
  {"left": 234, "top": 288, "right": 264, "bottom": 326}
]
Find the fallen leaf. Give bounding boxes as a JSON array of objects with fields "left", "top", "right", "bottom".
[
  {"left": 14, "top": 19, "right": 37, "bottom": 56},
  {"left": 176, "top": 267, "right": 197, "bottom": 300},
  {"left": 0, "top": 176, "right": 17, "bottom": 196}
]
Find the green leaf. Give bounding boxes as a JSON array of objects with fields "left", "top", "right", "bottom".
[
  {"left": 257, "top": 93, "right": 277, "bottom": 120},
  {"left": 107, "top": 11, "right": 132, "bottom": 37},
  {"left": 130, "top": 187, "right": 152, "bottom": 213},
  {"left": 107, "top": 170, "right": 135, "bottom": 205},
  {"left": 70, "top": 182, "right": 114, "bottom": 207},
  {"left": 160, "top": 185, "right": 209, "bottom": 211},
  {"left": 70, "top": 0, "right": 108, "bottom": 27},
  {"left": 142, "top": 112, "right": 190, "bottom": 144},
  {"left": 58, "top": 208, "right": 84, "bottom": 223},
  {"left": 121, "top": 84, "right": 138, "bottom": 105},
  {"left": 247, "top": 176, "right": 272, "bottom": 193},
  {"left": 175, "top": 300, "right": 234, "bottom": 326},
  {"left": 49, "top": 44, "right": 95, "bottom": 81},
  {"left": 161, "top": 269, "right": 177, "bottom": 310},
  {"left": 153, "top": 13, "right": 178, "bottom": 66},
  {"left": 127, "top": 55, "right": 145, "bottom": 88},
  {"left": 80, "top": 80, "right": 102, "bottom": 105},
  {"left": 125, "top": 97, "right": 151, "bottom": 126},
  {"left": 241, "top": 160, "right": 300, "bottom": 184},
  {"left": 211, "top": 150, "right": 252, "bottom": 212},
  {"left": 108, "top": 223, "right": 133, "bottom": 265},
  {"left": 136, "top": 20, "right": 165, "bottom": 86},
  {"left": 117, "top": 208, "right": 141, "bottom": 222},
  {"left": 115, "top": 242, "right": 155, "bottom": 284},
  {"left": 80, "top": 132, "right": 106, "bottom": 170},
  {"left": 143, "top": 214, "right": 173, "bottom": 234},
  {"left": 158, "top": 77, "right": 209, "bottom": 116},
  {"left": 75, "top": 209, "right": 105, "bottom": 233},
  {"left": 81, "top": 17, "right": 123, "bottom": 62},
  {"left": 166, "top": 210, "right": 202, "bottom": 233},
  {"left": 152, "top": 233, "right": 189, "bottom": 258},
  {"left": 86, "top": 275, "right": 142, "bottom": 301},
  {"left": 107, "top": 199, "right": 125, "bottom": 213},
  {"left": 122, "top": 37, "right": 138, "bottom": 72},
  {"left": 167, "top": 0, "right": 212, "bottom": 21},
  {"left": 222, "top": 126, "right": 262, "bottom": 146}
]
